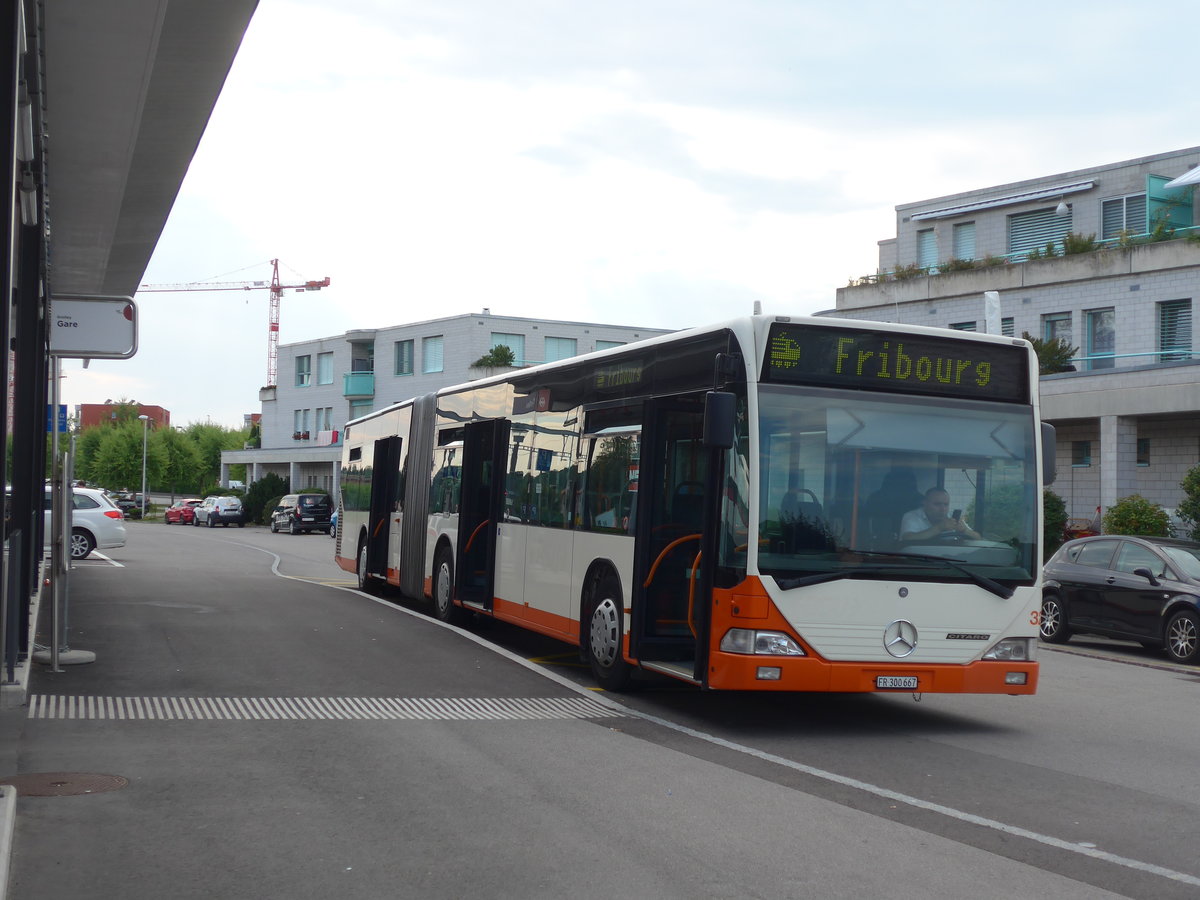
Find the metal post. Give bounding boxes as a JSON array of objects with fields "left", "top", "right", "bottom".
[{"left": 139, "top": 414, "right": 150, "bottom": 515}]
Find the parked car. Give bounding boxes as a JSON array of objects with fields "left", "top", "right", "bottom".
[
  {"left": 44, "top": 485, "right": 127, "bottom": 559},
  {"left": 193, "top": 495, "right": 244, "bottom": 528},
  {"left": 270, "top": 492, "right": 333, "bottom": 534},
  {"left": 164, "top": 498, "right": 203, "bottom": 525},
  {"left": 330, "top": 507, "right": 338, "bottom": 540},
  {"left": 1041, "top": 535, "right": 1200, "bottom": 663},
  {"left": 112, "top": 491, "right": 148, "bottom": 518}
]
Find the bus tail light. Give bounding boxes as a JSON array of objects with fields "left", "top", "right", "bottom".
[
  {"left": 983, "top": 637, "right": 1036, "bottom": 661},
  {"left": 720, "top": 628, "right": 805, "bottom": 656}
]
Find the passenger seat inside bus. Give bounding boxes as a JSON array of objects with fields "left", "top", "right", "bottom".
[
  {"left": 779, "top": 490, "right": 833, "bottom": 552},
  {"left": 671, "top": 481, "right": 706, "bottom": 527}
]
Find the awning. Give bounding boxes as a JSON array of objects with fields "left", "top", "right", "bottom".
[{"left": 1164, "top": 167, "right": 1200, "bottom": 189}]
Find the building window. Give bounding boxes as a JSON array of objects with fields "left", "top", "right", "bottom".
[
  {"left": 1043, "top": 312, "right": 1072, "bottom": 344},
  {"left": 1101, "top": 194, "right": 1147, "bottom": 240},
  {"left": 1158, "top": 299, "right": 1192, "bottom": 362},
  {"left": 423, "top": 336, "right": 444, "bottom": 373},
  {"left": 350, "top": 341, "right": 373, "bottom": 373},
  {"left": 595, "top": 340, "right": 624, "bottom": 352},
  {"left": 1085, "top": 308, "right": 1115, "bottom": 370},
  {"left": 490, "top": 332, "right": 525, "bottom": 365},
  {"left": 949, "top": 321, "right": 976, "bottom": 332},
  {"left": 1001, "top": 317, "right": 1014, "bottom": 337},
  {"left": 315, "top": 407, "right": 333, "bottom": 432},
  {"left": 544, "top": 337, "right": 577, "bottom": 363},
  {"left": 1137, "top": 438, "right": 1150, "bottom": 467},
  {"left": 295, "top": 355, "right": 311, "bottom": 387},
  {"left": 395, "top": 339, "right": 414, "bottom": 376},
  {"left": 917, "top": 229, "right": 937, "bottom": 270},
  {"left": 349, "top": 399, "right": 372, "bottom": 420},
  {"left": 317, "top": 352, "right": 333, "bottom": 385},
  {"left": 1072, "top": 440, "right": 1091, "bottom": 467},
  {"left": 1009, "top": 207, "right": 1072, "bottom": 259},
  {"left": 952, "top": 222, "right": 976, "bottom": 261}
]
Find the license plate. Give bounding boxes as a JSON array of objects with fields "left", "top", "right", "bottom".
[
  {"left": 302, "top": 517, "right": 314, "bottom": 522},
  {"left": 876, "top": 676, "right": 918, "bottom": 689}
]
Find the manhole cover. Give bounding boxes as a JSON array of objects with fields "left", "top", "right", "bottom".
[{"left": 0, "top": 773, "right": 128, "bottom": 797}]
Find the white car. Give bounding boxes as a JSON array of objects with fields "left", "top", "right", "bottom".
[{"left": 44, "top": 485, "right": 128, "bottom": 559}]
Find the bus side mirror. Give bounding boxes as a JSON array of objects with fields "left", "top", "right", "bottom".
[
  {"left": 1041, "top": 421, "right": 1056, "bottom": 486},
  {"left": 703, "top": 391, "right": 736, "bottom": 449}
]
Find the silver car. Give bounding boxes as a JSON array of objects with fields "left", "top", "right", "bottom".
[
  {"left": 44, "top": 486, "right": 128, "bottom": 559},
  {"left": 193, "top": 495, "right": 244, "bottom": 528}
]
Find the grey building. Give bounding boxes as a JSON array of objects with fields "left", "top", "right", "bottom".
[
  {"left": 822, "top": 146, "right": 1200, "bottom": 526},
  {"left": 222, "top": 310, "right": 671, "bottom": 495}
]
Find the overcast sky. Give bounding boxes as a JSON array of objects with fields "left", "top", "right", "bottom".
[{"left": 59, "top": 0, "right": 1200, "bottom": 427}]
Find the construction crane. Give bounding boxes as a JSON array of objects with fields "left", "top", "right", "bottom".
[{"left": 139, "top": 258, "right": 331, "bottom": 386}]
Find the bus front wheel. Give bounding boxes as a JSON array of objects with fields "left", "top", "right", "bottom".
[{"left": 587, "top": 574, "right": 633, "bottom": 691}]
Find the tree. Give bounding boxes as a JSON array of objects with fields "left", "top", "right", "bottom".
[
  {"left": 471, "top": 345, "right": 516, "bottom": 368},
  {"left": 183, "top": 422, "right": 251, "bottom": 488},
  {"left": 1102, "top": 494, "right": 1170, "bottom": 537},
  {"left": 155, "top": 427, "right": 203, "bottom": 495},
  {"left": 91, "top": 421, "right": 166, "bottom": 492},
  {"left": 1022, "top": 332, "right": 1077, "bottom": 375},
  {"left": 72, "top": 427, "right": 106, "bottom": 484}
]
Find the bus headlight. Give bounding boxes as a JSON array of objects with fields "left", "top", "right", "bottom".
[
  {"left": 720, "top": 629, "right": 806, "bottom": 656},
  {"left": 983, "top": 638, "right": 1036, "bottom": 661}
]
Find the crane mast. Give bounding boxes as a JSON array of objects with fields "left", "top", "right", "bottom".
[{"left": 139, "top": 258, "right": 331, "bottom": 386}]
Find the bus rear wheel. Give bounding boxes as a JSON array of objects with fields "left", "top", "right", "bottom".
[
  {"left": 356, "top": 540, "right": 380, "bottom": 595},
  {"left": 432, "top": 547, "right": 463, "bottom": 624},
  {"left": 587, "top": 574, "right": 633, "bottom": 691}
]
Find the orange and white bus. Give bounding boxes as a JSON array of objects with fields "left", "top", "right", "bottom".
[{"left": 336, "top": 315, "right": 1053, "bottom": 693}]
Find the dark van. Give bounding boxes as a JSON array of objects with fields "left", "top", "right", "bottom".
[{"left": 271, "top": 493, "right": 333, "bottom": 534}]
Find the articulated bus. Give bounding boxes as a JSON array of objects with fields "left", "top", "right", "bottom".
[{"left": 335, "top": 315, "right": 1054, "bottom": 694}]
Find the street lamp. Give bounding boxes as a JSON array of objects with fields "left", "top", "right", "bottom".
[{"left": 138, "top": 414, "right": 150, "bottom": 516}]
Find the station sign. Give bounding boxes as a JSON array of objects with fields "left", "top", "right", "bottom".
[{"left": 49, "top": 295, "right": 137, "bottom": 359}]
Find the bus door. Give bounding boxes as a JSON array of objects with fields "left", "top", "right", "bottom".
[
  {"left": 631, "top": 396, "right": 710, "bottom": 681},
  {"left": 365, "top": 436, "right": 403, "bottom": 583},
  {"left": 456, "top": 418, "right": 510, "bottom": 611}
]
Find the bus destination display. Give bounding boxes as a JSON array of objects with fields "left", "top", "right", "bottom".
[{"left": 764, "top": 323, "right": 1029, "bottom": 403}]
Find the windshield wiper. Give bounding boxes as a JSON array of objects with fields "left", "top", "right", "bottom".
[{"left": 774, "top": 549, "right": 1013, "bottom": 600}]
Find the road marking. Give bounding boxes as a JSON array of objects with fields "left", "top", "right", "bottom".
[
  {"left": 27, "top": 694, "right": 621, "bottom": 721},
  {"left": 76, "top": 552, "right": 124, "bottom": 568}
]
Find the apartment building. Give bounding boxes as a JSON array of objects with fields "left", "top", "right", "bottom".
[
  {"left": 221, "top": 310, "right": 671, "bottom": 494},
  {"left": 821, "top": 146, "right": 1200, "bottom": 524}
]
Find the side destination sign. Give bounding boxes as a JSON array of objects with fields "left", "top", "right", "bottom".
[{"left": 764, "top": 323, "right": 1029, "bottom": 403}]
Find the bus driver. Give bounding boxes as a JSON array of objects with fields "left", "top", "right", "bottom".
[{"left": 899, "top": 487, "right": 980, "bottom": 542}]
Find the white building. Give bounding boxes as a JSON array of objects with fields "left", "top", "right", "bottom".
[
  {"left": 823, "top": 146, "right": 1200, "bottom": 525},
  {"left": 222, "top": 310, "right": 672, "bottom": 495}
]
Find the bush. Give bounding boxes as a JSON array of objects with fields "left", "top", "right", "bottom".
[
  {"left": 1043, "top": 490, "right": 1068, "bottom": 560},
  {"left": 1177, "top": 464, "right": 1200, "bottom": 540},
  {"left": 244, "top": 472, "right": 289, "bottom": 525},
  {"left": 1101, "top": 494, "right": 1170, "bottom": 537}
]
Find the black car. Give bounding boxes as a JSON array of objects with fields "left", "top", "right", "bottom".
[
  {"left": 1041, "top": 535, "right": 1200, "bottom": 663},
  {"left": 270, "top": 492, "right": 333, "bottom": 535}
]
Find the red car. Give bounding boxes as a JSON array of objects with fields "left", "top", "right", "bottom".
[{"left": 164, "top": 498, "right": 203, "bottom": 525}]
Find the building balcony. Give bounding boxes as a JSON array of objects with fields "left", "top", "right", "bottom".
[
  {"left": 343, "top": 371, "right": 374, "bottom": 398},
  {"left": 836, "top": 231, "right": 1200, "bottom": 311}
]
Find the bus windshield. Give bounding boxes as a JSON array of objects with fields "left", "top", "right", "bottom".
[{"left": 755, "top": 384, "right": 1038, "bottom": 589}]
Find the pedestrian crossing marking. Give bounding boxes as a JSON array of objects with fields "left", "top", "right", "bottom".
[{"left": 27, "top": 694, "right": 623, "bottom": 721}]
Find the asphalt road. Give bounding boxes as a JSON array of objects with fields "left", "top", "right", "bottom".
[{"left": 2, "top": 522, "right": 1197, "bottom": 899}]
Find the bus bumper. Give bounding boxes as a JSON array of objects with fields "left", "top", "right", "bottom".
[{"left": 704, "top": 653, "right": 1038, "bottom": 694}]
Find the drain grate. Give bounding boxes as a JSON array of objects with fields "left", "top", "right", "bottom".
[
  {"left": 27, "top": 694, "right": 623, "bottom": 721},
  {"left": 0, "top": 772, "right": 128, "bottom": 797}
]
